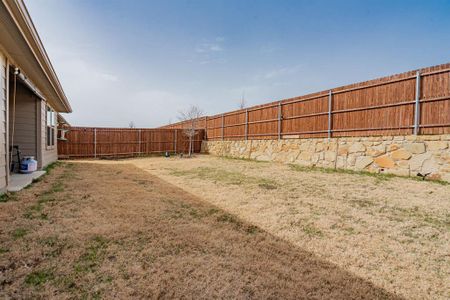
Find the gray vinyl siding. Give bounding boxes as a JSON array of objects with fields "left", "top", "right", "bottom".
[
  {"left": 0, "top": 52, "right": 7, "bottom": 191},
  {"left": 8, "top": 80, "right": 38, "bottom": 159}
]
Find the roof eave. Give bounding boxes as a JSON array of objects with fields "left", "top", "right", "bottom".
[{"left": 2, "top": 0, "right": 72, "bottom": 113}]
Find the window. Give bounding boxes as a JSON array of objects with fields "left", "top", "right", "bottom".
[{"left": 46, "top": 105, "right": 56, "bottom": 147}]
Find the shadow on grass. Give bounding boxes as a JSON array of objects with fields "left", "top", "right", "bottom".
[
  {"left": 86, "top": 162, "right": 403, "bottom": 299},
  {"left": 1, "top": 162, "right": 404, "bottom": 299}
]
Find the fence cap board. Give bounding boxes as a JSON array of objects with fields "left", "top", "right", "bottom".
[{"left": 160, "top": 62, "right": 450, "bottom": 129}]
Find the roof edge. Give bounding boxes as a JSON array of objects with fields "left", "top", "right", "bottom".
[{"left": 3, "top": 0, "right": 72, "bottom": 112}]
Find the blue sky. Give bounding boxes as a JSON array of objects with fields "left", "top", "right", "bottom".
[{"left": 25, "top": 0, "right": 450, "bottom": 127}]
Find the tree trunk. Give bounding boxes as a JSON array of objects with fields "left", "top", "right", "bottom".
[{"left": 189, "top": 136, "right": 192, "bottom": 157}]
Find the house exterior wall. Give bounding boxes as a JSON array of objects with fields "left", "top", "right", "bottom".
[
  {"left": 0, "top": 51, "right": 8, "bottom": 192},
  {"left": 0, "top": 49, "right": 58, "bottom": 191},
  {"left": 39, "top": 100, "right": 57, "bottom": 168},
  {"left": 0, "top": 1, "right": 71, "bottom": 194},
  {"left": 8, "top": 80, "right": 38, "bottom": 159}
]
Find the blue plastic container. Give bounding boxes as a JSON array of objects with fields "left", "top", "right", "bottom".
[{"left": 20, "top": 156, "right": 38, "bottom": 174}]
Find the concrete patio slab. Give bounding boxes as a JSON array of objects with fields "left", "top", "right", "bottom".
[{"left": 7, "top": 171, "right": 46, "bottom": 192}]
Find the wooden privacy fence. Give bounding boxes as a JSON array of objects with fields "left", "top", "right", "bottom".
[
  {"left": 58, "top": 127, "right": 204, "bottom": 159},
  {"left": 162, "top": 63, "right": 450, "bottom": 139}
]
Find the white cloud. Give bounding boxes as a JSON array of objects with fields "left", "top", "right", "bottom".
[
  {"left": 95, "top": 72, "right": 118, "bottom": 82},
  {"left": 53, "top": 57, "right": 120, "bottom": 89},
  {"left": 254, "top": 64, "right": 304, "bottom": 81},
  {"left": 195, "top": 43, "right": 223, "bottom": 53},
  {"left": 259, "top": 45, "right": 278, "bottom": 54},
  {"left": 127, "top": 89, "right": 197, "bottom": 126},
  {"left": 195, "top": 36, "right": 225, "bottom": 53},
  {"left": 209, "top": 44, "right": 223, "bottom": 51},
  {"left": 192, "top": 38, "right": 226, "bottom": 65},
  {"left": 133, "top": 89, "right": 182, "bottom": 106}
]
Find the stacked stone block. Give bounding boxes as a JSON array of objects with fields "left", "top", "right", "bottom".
[{"left": 203, "top": 135, "right": 450, "bottom": 182}]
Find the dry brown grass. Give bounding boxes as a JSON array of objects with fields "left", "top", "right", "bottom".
[
  {"left": 92, "top": 155, "right": 449, "bottom": 300},
  {"left": 0, "top": 162, "right": 398, "bottom": 299}
]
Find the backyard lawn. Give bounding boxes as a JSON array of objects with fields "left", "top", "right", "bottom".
[{"left": 0, "top": 156, "right": 448, "bottom": 299}]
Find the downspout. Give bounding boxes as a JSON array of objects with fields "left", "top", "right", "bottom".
[
  {"left": 9, "top": 68, "right": 19, "bottom": 172},
  {"left": 5, "top": 59, "right": 10, "bottom": 185}
]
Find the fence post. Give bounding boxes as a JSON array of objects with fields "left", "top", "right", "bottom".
[
  {"left": 277, "top": 101, "right": 282, "bottom": 140},
  {"left": 221, "top": 114, "right": 224, "bottom": 141},
  {"left": 174, "top": 130, "right": 177, "bottom": 154},
  {"left": 204, "top": 116, "right": 207, "bottom": 139},
  {"left": 414, "top": 71, "right": 421, "bottom": 135},
  {"left": 93, "top": 128, "right": 97, "bottom": 158},
  {"left": 245, "top": 109, "right": 248, "bottom": 140},
  {"left": 328, "top": 90, "right": 333, "bottom": 140},
  {"left": 138, "top": 129, "right": 141, "bottom": 155}
]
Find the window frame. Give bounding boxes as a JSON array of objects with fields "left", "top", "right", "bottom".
[{"left": 46, "top": 104, "right": 56, "bottom": 149}]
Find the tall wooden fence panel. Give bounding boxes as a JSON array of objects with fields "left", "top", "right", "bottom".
[
  {"left": 58, "top": 127, "right": 204, "bottom": 159},
  {"left": 161, "top": 63, "right": 450, "bottom": 140}
]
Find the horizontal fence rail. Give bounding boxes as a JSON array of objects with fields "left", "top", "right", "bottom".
[
  {"left": 58, "top": 127, "right": 204, "bottom": 159},
  {"left": 161, "top": 63, "right": 450, "bottom": 140}
]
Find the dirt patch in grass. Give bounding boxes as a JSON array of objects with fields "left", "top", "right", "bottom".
[
  {"left": 170, "top": 166, "right": 278, "bottom": 188},
  {"left": 0, "top": 162, "right": 398, "bottom": 299},
  {"left": 103, "top": 155, "right": 450, "bottom": 300}
]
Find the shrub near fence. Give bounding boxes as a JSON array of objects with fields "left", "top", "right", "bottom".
[
  {"left": 58, "top": 127, "right": 204, "bottom": 159},
  {"left": 161, "top": 63, "right": 450, "bottom": 139}
]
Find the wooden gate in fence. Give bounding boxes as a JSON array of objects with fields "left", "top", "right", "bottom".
[{"left": 58, "top": 127, "right": 204, "bottom": 159}]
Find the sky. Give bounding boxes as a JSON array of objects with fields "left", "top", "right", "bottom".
[{"left": 25, "top": 0, "right": 450, "bottom": 128}]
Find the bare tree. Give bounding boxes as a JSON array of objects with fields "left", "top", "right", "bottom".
[
  {"left": 238, "top": 91, "right": 246, "bottom": 109},
  {"left": 178, "top": 105, "right": 203, "bottom": 157},
  {"left": 129, "top": 121, "right": 136, "bottom": 128}
]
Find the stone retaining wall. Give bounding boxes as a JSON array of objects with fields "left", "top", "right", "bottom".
[{"left": 202, "top": 135, "right": 450, "bottom": 182}]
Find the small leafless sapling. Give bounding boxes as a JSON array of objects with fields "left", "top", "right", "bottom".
[
  {"left": 238, "top": 91, "right": 246, "bottom": 109},
  {"left": 178, "top": 105, "right": 203, "bottom": 157}
]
